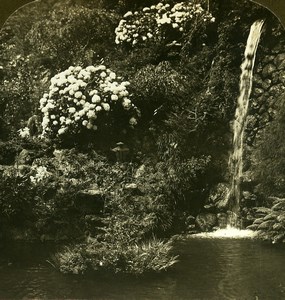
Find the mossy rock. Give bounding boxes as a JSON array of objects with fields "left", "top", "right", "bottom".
[{"left": 196, "top": 213, "right": 217, "bottom": 232}]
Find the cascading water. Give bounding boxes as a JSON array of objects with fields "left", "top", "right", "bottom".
[
  {"left": 194, "top": 20, "right": 265, "bottom": 239},
  {"left": 227, "top": 19, "right": 265, "bottom": 227}
]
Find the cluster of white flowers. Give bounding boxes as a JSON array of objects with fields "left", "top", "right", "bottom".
[
  {"left": 18, "top": 127, "right": 30, "bottom": 138},
  {"left": 30, "top": 166, "right": 50, "bottom": 184},
  {"left": 157, "top": 2, "right": 215, "bottom": 29},
  {"left": 39, "top": 65, "right": 139, "bottom": 138},
  {"left": 115, "top": 9, "right": 157, "bottom": 46},
  {"left": 115, "top": 1, "right": 215, "bottom": 46}
]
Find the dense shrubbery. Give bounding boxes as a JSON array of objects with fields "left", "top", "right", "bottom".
[
  {"left": 0, "top": 167, "right": 35, "bottom": 221},
  {"left": 0, "top": 0, "right": 283, "bottom": 275},
  {"left": 39, "top": 65, "right": 139, "bottom": 142},
  {"left": 56, "top": 237, "right": 177, "bottom": 275},
  {"left": 0, "top": 144, "right": 93, "bottom": 239},
  {"left": 248, "top": 198, "right": 285, "bottom": 244},
  {"left": 54, "top": 160, "right": 179, "bottom": 274},
  {"left": 0, "top": 1, "right": 120, "bottom": 132},
  {"left": 248, "top": 95, "right": 285, "bottom": 244},
  {"left": 115, "top": 1, "right": 215, "bottom": 47}
]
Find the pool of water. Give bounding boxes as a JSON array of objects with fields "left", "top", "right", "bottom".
[{"left": 0, "top": 238, "right": 285, "bottom": 299}]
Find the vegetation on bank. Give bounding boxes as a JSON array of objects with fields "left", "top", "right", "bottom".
[{"left": 0, "top": 0, "right": 284, "bottom": 274}]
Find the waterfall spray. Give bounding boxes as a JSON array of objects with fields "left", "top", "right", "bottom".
[{"left": 227, "top": 20, "right": 264, "bottom": 226}]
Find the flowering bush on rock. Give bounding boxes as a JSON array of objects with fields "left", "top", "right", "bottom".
[
  {"left": 39, "top": 65, "right": 140, "bottom": 140},
  {"left": 115, "top": 1, "right": 215, "bottom": 47},
  {"left": 30, "top": 165, "right": 51, "bottom": 184}
]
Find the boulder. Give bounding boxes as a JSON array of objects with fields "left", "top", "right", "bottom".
[
  {"left": 185, "top": 215, "right": 196, "bottom": 225},
  {"left": 263, "top": 55, "right": 275, "bottom": 64},
  {"left": 279, "top": 73, "right": 285, "bottom": 85},
  {"left": 242, "top": 211, "right": 255, "bottom": 228},
  {"left": 208, "top": 183, "right": 229, "bottom": 209},
  {"left": 124, "top": 183, "right": 138, "bottom": 190},
  {"left": 271, "top": 72, "right": 281, "bottom": 84},
  {"left": 196, "top": 213, "right": 217, "bottom": 232},
  {"left": 124, "top": 183, "right": 143, "bottom": 195},
  {"left": 253, "top": 73, "right": 263, "bottom": 87},
  {"left": 217, "top": 213, "right": 228, "bottom": 229},
  {"left": 262, "top": 63, "right": 276, "bottom": 78},
  {"left": 261, "top": 78, "right": 272, "bottom": 90},
  {"left": 274, "top": 53, "right": 285, "bottom": 69},
  {"left": 76, "top": 185, "right": 104, "bottom": 214},
  {"left": 242, "top": 191, "right": 257, "bottom": 205},
  {"left": 253, "top": 88, "right": 264, "bottom": 95},
  {"left": 240, "top": 171, "right": 254, "bottom": 189},
  {"left": 134, "top": 164, "right": 146, "bottom": 178},
  {"left": 269, "top": 84, "right": 285, "bottom": 96}
]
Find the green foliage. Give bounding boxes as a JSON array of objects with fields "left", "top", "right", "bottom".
[
  {"left": 55, "top": 244, "right": 88, "bottom": 275},
  {"left": 55, "top": 237, "right": 178, "bottom": 275},
  {"left": 52, "top": 159, "right": 179, "bottom": 275},
  {"left": 0, "top": 167, "right": 35, "bottom": 221},
  {"left": 39, "top": 65, "right": 139, "bottom": 144},
  {"left": 0, "top": 0, "right": 282, "bottom": 263},
  {"left": 0, "top": 146, "right": 101, "bottom": 238},
  {"left": 156, "top": 137, "right": 211, "bottom": 210},
  {"left": 131, "top": 61, "right": 190, "bottom": 121},
  {"left": 25, "top": 4, "right": 119, "bottom": 69},
  {"left": 0, "top": 0, "right": 120, "bottom": 132},
  {"left": 0, "top": 139, "right": 22, "bottom": 165},
  {"left": 248, "top": 198, "right": 285, "bottom": 244},
  {"left": 115, "top": 1, "right": 215, "bottom": 47}
]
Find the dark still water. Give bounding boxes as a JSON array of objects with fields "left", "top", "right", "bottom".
[{"left": 0, "top": 238, "right": 285, "bottom": 299}]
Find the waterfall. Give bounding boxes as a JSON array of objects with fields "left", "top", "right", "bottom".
[{"left": 227, "top": 20, "right": 264, "bottom": 226}]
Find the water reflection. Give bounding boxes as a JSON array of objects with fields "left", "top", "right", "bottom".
[{"left": 0, "top": 239, "right": 285, "bottom": 299}]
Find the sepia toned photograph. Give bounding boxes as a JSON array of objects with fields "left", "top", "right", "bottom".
[{"left": 0, "top": 0, "right": 284, "bottom": 299}]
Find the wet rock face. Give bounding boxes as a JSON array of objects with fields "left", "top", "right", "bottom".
[
  {"left": 207, "top": 183, "right": 229, "bottom": 209},
  {"left": 241, "top": 40, "right": 285, "bottom": 208},
  {"left": 247, "top": 42, "right": 285, "bottom": 147},
  {"left": 196, "top": 213, "right": 217, "bottom": 232}
]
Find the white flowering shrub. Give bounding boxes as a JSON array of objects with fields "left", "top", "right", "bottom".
[
  {"left": 30, "top": 166, "right": 51, "bottom": 184},
  {"left": 18, "top": 127, "right": 30, "bottom": 139},
  {"left": 115, "top": 1, "right": 215, "bottom": 46},
  {"left": 39, "top": 65, "right": 139, "bottom": 140}
]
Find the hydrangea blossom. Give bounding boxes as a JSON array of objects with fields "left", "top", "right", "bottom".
[
  {"left": 18, "top": 127, "right": 30, "bottom": 138},
  {"left": 115, "top": 1, "right": 215, "bottom": 46},
  {"left": 30, "top": 166, "right": 51, "bottom": 184},
  {"left": 39, "top": 65, "right": 140, "bottom": 138}
]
